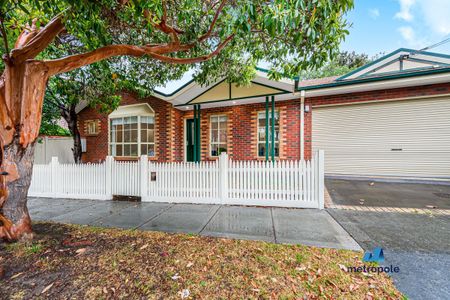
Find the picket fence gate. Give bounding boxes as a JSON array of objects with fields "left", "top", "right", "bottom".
[{"left": 29, "top": 151, "right": 325, "bottom": 209}]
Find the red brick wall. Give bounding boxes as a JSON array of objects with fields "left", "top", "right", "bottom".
[
  {"left": 78, "top": 82, "right": 450, "bottom": 163},
  {"left": 78, "top": 91, "right": 172, "bottom": 163},
  {"left": 304, "top": 82, "right": 450, "bottom": 159},
  {"left": 176, "top": 100, "right": 301, "bottom": 161}
]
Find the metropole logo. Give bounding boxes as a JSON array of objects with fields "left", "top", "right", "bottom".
[
  {"left": 347, "top": 247, "right": 400, "bottom": 274},
  {"left": 363, "top": 247, "right": 384, "bottom": 262}
]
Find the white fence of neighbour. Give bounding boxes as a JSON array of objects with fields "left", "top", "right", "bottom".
[
  {"left": 34, "top": 136, "right": 75, "bottom": 164},
  {"left": 28, "top": 151, "right": 325, "bottom": 209}
]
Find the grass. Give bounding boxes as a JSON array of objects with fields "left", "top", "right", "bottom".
[{"left": 0, "top": 222, "right": 403, "bottom": 299}]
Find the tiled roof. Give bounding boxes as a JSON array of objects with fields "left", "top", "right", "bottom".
[{"left": 297, "top": 76, "right": 339, "bottom": 88}]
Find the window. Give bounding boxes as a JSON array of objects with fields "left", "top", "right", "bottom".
[
  {"left": 257, "top": 111, "right": 279, "bottom": 157},
  {"left": 85, "top": 120, "right": 99, "bottom": 135},
  {"left": 210, "top": 115, "right": 228, "bottom": 156},
  {"left": 109, "top": 115, "right": 155, "bottom": 157}
]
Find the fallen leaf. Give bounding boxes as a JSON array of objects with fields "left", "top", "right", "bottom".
[
  {"left": 10, "top": 272, "right": 23, "bottom": 279},
  {"left": 76, "top": 248, "right": 87, "bottom": 255},
  {"left": 103, "top": 287, "right": 108, "bottom": 294},
  {"left": 41, "top": 282, "right": 54, "bottom": 294},
  {"left": 140, "top": 244, "right": 149, "bottom": 250}
]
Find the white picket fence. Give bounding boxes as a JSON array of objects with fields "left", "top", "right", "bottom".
[{"left": 29, "top": 151, "right": 325, "bottom": 209}]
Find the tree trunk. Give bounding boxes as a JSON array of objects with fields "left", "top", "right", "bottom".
[
  {"left": 62, "top": 104, "right": 82, "bottom": 164},
  {"left": 0, "top": 61, "right": 49, "bottom": 241},
  {"left": 71, "top": 122, "right": 82, "bottom": 164},
  {"left": 0, "top": 137, "right": 36, "bottom": 240}
]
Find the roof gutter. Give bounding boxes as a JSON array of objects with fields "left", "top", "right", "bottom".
[{"left": 297, "top": 67, "right": 450, "bottom": 92}]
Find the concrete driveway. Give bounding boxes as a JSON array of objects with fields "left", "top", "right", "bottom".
[
  {"left": 326, "top": 178, "right": 450, "bottom": 300},
  {"left": 27, "top": 197, "right": 361, "bottom": 251},
  {"left": 326, "top": 178, "right": 450, "bottom": 209}
]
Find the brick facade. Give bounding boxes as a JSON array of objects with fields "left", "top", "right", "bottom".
[
  {"left": 304, "top": 82, "right": 450, "bottom": 159},
  {"left": 77, "top": 82, "right": 450, "bottom": 163}
]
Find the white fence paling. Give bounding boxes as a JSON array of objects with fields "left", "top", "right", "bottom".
[{"left": 29, "top": 151, "right": 325, "bottom": 209}]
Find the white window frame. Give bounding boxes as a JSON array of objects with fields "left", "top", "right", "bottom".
[
  {"left": 108, "top": 104, "right": 156, "bottom": 157},
  {"left": 209, "top": 115, "right": 228, "bottom": 157},
  {"left": 257, "top": 110, "right": 280, "bottom": 158},
  {"left": 86, "top": 120, "right": 99, "bottom": 135}
]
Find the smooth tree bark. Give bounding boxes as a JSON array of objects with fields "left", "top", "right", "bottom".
[{"left": 0, "top": 7, "right": 233, "bottom": 241}]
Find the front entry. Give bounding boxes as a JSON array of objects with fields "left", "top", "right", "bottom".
[{"left": 186, "top": 119, "right": 195, "bottom": 162}]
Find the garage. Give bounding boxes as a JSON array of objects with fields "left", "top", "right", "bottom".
[{"left": 312, "top": 96, "right": 450, "bottom": 178}]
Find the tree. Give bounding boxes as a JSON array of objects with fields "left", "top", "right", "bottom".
[
  {"left": 43, "top": 63, "right": 121, "bottom": 163},
  {"left": 299, "top": 51, "right": 373, "bottom": 79},
  {"left": 0, "top": 0, "right": 353, "bottom": 241}
]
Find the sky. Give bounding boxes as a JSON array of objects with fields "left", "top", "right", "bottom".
[
  {"left": 341, "top": 0, "right": 450, "bottom": 57},
  {"left": 156, "top": 0, "right": 450, "bottom": 93}
]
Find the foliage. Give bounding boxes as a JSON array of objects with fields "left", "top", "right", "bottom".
[
  {"left": 39, "top": 121, "right": 71, "bottom": 136},
  {"left": 1, "top": 0, "right": 354, "bottom": 85},
  {"left": 299, "top": 51, "right": 378, "bottom": 80}
]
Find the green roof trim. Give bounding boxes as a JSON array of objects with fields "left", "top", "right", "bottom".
[
  {"left": 175, "top": 91, "right": 290, "bottom": 107},
  {"left": 337, "top": 48, "right": 404, "bottom": 81},
  {"left": 185, "top": 79, "right": 290, "bottom": 105},
  {"left": 297, "top": 66, "right": 450, "bottom": 91},
  {"left": 337, "top": 48, "right": 450, "bottom": 81}
]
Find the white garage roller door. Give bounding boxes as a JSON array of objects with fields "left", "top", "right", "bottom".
[{"left": 312, "top": 97, "right": 450, "bottom": 178}]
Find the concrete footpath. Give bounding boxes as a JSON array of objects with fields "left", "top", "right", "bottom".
[{"left": 28, "top": 197, "right": 361, "bottom": 251}]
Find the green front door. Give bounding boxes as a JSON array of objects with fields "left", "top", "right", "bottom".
[{"left": 186, "top": 119, "right": 195, "bottom": 162}]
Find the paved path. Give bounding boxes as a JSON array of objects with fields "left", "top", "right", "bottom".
[
  {"left": 328, "top": 209, "right": 450, "bottom": 300},
  {"left": 27, "top": 197, "right": 361, "bottom": 251}
]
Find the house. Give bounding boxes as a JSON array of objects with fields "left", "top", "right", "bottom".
[{"left": 77, "top": 48, "right": 450, "bottom": 179}]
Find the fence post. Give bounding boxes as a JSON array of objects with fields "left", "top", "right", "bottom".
[
  {"left": 140, "top": 155, "right": 149, "bottom": 201},
  {"left": 105, "top": 156, "right": 113, "bottom": 199},
  {"left": 317, "top": 150, "right": 325, "bottom": 209},
  {"left": 50, "top": 156, "right": 58, "bottom": 195},
  {"left": 219, "top": 152, "right": 229, "bottom": 203}
]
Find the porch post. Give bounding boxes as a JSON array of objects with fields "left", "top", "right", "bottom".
[
  {"left": 300, "top": 90, "right": 305, "bottom": 161},
  {"left": 196, "top": 104, "right": 201, "bottom": 162},
  {"left": 265, "top": 96, "right": 269, "bottom": 161},
  {"left": 193, "top": 105, "right": 197, "bottom": 162},
  {"left": 271, "top": 95, "right": 275, "bottom": 162},
  {"left": 193, "top": 104, "right": 201, "bottom": 163}
]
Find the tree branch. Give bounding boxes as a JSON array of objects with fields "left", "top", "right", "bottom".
[
  {"left": 148, "top": 34, "right": 234, "bottom": 64},
  {"left": 0, "top": 18, "right": 10, "bottom": 61},
  {"left": 44, "top": 34, "right": 234, "bottom": 75},
  {"left": 198, "top": 0, "right": 227, "bottom": 43},
  {"left": 10, "top": 14, "right": 65, "bottom": 64}
]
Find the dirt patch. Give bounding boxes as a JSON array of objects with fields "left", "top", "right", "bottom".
[{"left": 0, "top": 222, "right": 403, "bottom": 299}]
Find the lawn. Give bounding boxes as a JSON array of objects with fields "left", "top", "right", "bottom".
[{"left": 0, "top": 222, "right": 403, "bottom": 299}]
